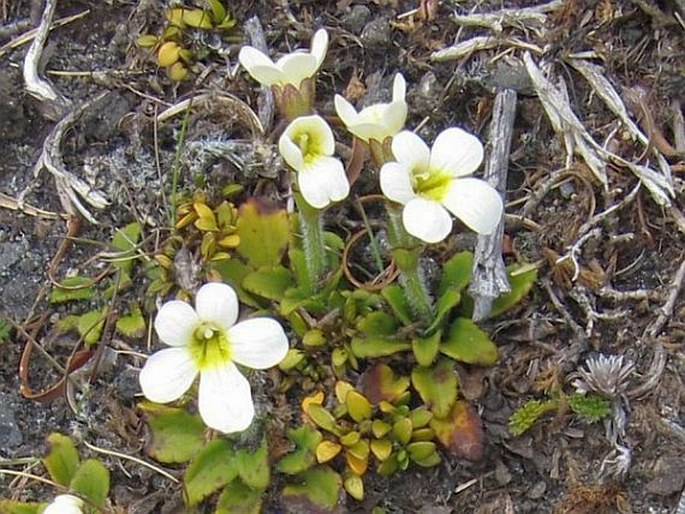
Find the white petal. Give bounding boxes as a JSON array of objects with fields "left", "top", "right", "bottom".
[
  {"left": 334, "top": 95, "right": 360, "bottom": 129},
  {"left": 442, "top": 178, "right": 503, "bottom": 234},
  {"left": 402, "top": 197, "right": 453, "bottom": 243},
  {"left": 44, "top": 495, "right": 84, "bottom": 514},
  {"left": 382, "top": 100, "right": 408, "bottom": 139},
  {"left": 391, "top": 131, "right": 430, "bottom": 171},
  {"left": 430, "top": 128, "right": 484, "bottom": 177},
  {"left": 380, "top": 162, "right": 416, "bottom": 204},
  {"left": 278, "top": 53, "right": 318, "bottom": 87},
  {"left": 279, "top": 129, "right": 305, "bottom": 171},
  {"left": 229, "top": 318, "right": 289, "bottom": 369},
  {"left": 298, "top": 115, "right": 336, "bottom": 154},
  {"left": 154, "top": 300, "right": 199, "bottom": 347},
  {"left": 199, "top": 362, "right": 254, "bottom": 433},
  {"left": 298, "top": 156, "right": 349, "bottom": 209},
  {"left": 238, "top": 47, "right": 282, "bottom": 86},
  {"left": 344, "top": 122, "right": 384, "bottom": 143},
  {"left": 310, "top": 28, "right": 329, "bottom": 68},
  {"left": 139, "top": 347, "right": 198, "bottom": 403},
  {"left": 392, "top": 73, "right": 407, "bottom": 102},
  {"left": 195, "top": 282, "right": 239, "bottom": 331}
]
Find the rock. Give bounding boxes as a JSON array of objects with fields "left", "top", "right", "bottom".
[
  {"left": 360, "top": 18, "right": 391, "bottom": 49},
  {"left": 527, "top": 480, "right": 547, "bottom": 499},
  {"left": 0, "top": 394, "right": 23, "bottom": 453},
  {"left": 646, "top": 456, "right": 685, "bottom": 496},
  {"left": 341, "top": 5, "right": 370, "bottom": 34}
]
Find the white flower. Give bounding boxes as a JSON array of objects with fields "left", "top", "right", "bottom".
[
  {"left": 238, "top": 28, "right": 328, "bottom": 89},
  {"left": 380, "top": 128, "right": 503, "bottom": 243},
  {"left": 139, "top": 282, "right": 289, "bottom": 433},
  {"left": 43, "top": 494, "right": 83, "bottom": 514},
  {"left": 334, "top": 73, "right": 407, "bottom": 143},
  {"left": 279, "top": 115, "right": 350, "bottom": 209}
]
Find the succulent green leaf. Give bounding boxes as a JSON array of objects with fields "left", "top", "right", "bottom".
[
  {"left": 115, "top": 305, "right": 146, "bottom": 338},
  {"left": 242, "top": 265, "right": 293, "bottom": 301},
  {"left": 413, "top": 451, "right": 441, "bottom": 467},
  {"left": 70, "top": 459, "right": 110, "bottom": 508},
  {"left": 380, "top": 284, "right": 413, "bottom": 326},
  {"left": 304, "top": 404, "right": 340, "bottom": 435},
  {"left": 276, "top": 426, "right": 322, "bottom": 475},
  {"left": 441, "top": 318, "right": 499, "bottom": 365},
  {"left": 406, "top": 441, "right": 437, "bottom": 461},
  {"left": 392, "top": 418, "right": 413, "bottom": 446},
  {"left": 411, "top": 359, "right": 458, "bottom": 419},
  {"left": 438, "top": 251, "right": 473, "bottom": 297},
  {"left": 207, "top": 0, "right": 227, "bottom": 22},
  {"left": 182, "top": 8, "right": 214, "bottom": 28},
  {"left": 216, "top": 480, "right": 263, "bottom": 514},
  {"left": 488, "top": 264, "right": 538, "bottom": 318},
  {"left": 184, "top": 439, "right": 237, "bottom": 507},
  {"left": 234, "top": 438, "right": 270, "bottom": 489},
  {"left": 377, "top": 454, "right": 399, "bottom": 476},
  {"left": 412, "top": 330, "right": 441, "bottom": 367},
  {"left": 343, "top": 473, "right": 364, "bottom": 501},
  {"left": 282, "top": 466, "right": 342, "bottom": 511},
  {"left": 43, "top": 433, "right": 80, "bottom": 486},
  {"left": 408, "top": 407, "right": 433, "bottom": 429},
  {"left": 49, "top": 276, "right": 94, "bottom": 303},
  {"left": 345, "top": 391, "right": 372, "bottom": 422},
  {"left": 139, "top": 403, "right": 205, "bottom": 463},
  {"left": 236, "top": 199, "right": 289, "bottom": 268}
]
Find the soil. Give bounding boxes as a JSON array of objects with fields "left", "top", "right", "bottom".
[{"left": 1, "top": 0, "right": 684, "bottom": 513}]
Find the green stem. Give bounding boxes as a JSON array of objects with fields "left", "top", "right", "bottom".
[
  {"left": 386, "top": 204, "right": 434, "bottom": 321},
  {"left": 295, "top": 192, "right": 327, "bottom": 290}
]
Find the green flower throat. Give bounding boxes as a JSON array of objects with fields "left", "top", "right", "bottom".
[{"left": 189, "top": 323, "right": 232, "bottom": 369}]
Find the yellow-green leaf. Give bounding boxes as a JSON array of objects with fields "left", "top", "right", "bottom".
[
  {"left": 70, "top": 459, "right": 110, "bottom": 508},
  {"left": 216, "top": 480, "right": 263, "bottom": 514},
  {"left": 140, "top": 404, "right": 205, "bottom": 463},
  {"left": 184, "top": 439, "right": 237, "bottom": 506},
  {"left": 282, "top": 467, "right": 341, "bottom": 510},
  {"left": 236, "top": 199, "right": 289, "bottom": 268},
  {"left": 316, "top": 441, "right": 342, "bottom": 463},
  {"left": 441, "top": 317, "right": 499, "bottom": 365},
  {"left": 411, "top": 359, "right": 457, "bottom": 419},
  {"left": 43, "top": 433, "right": 80, "bottom": 486},
  {"left": 343, "top": 473, "right": 364, "bottom": 500},
  {"left": 234, "top": 438, "right": 270, "bottom": 489},
  {"left": 346, "top": 390, "right": 372, "bottom": 422}
]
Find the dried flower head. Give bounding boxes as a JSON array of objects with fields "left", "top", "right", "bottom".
[{"left": 572, "top": 354, "right": 634, "bottom": 399}]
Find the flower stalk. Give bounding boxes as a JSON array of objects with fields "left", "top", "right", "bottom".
[
  {"left": 386, "top": 204, "right": 434, "bottom": 321},
  {"left": 295, "top": 192, "right": 328, "bottom": 289}
]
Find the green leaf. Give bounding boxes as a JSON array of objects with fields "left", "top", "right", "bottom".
[
  {"left": 216, "top": 480, "right": 262, "bottom": 514},
  {"left": 438, "top": 251, "right": 473, "bottom": 297},
  {"left": 304, "top": 404, "right": 340, "bottom": 435},
  {"left": 282, "top": 466, "right": 342, "bottom": 511},
  {"left": 350, "top": 336, "right": 410, "bottom": 358},
  {"left": 488, "top": 264, "right": 537, "bottom": 318},
  {"left": 49, "top": 277, "right": 94, "bottom": 303},
  {"left": 357, "top": 311, "right": 398, "bottom": 336},
  {"left": 76, "top": 310, "right": 106, "bottom": 346},
  {"left": 242, "top": 266, "right": 293, "bottom": 301},
  {"left": 43, "top": 433, "right": 80, "bottom": 486},
  {"left": 236, "top": 199, "right": 289, "bottom": 268},
  {"left": 234, "top": 438, "right": 270, "bottom": 490},
  {"left": 411, "top": 359, "right": 457, "bottom": 418},
  {"left": 359, "top": 363, "right": 410, "bottom": 405},
  {"left": 412, "top": 330, "right": 441, "bottom": 367},
  {"left": 0, "top": 501, "right": 44, "bottom": 514},
  {"left": 425, "top": 288, "right": 461, "bottom": 335},
  {"left": 381, "top": 285, "right": 413, "bottom": 326},
  {"left": 139, "top": 403, "right": 205, "bottom": 463},
  {"left": 184, "top": 439, "right": 237, "bottom": 506},
  {"left": 276, "top": 426, "right": 322, "bottom": 475},
  {"left": 70, "top": 459, "right": 110, "bottom": 508},
  {"left": 569, "top": 393, "right": 611, "bottom": 423},
  {"left": 111, "top": 222, "right": 142, "bottom": 274},
  {"left": 288, "top": 248, "right": 312, "bottom": 293},
  {"left": 508, "top": 399, "right": 557, "bottom": 436},
  {"left": 182, "top": 8, "right": 214, "bottom": 28},
  {"left": 207, "top": 0, "right": 227, "bottom": 23},
  {"left": 115, "top": 305, "right": 146, "bottom": 338},
  {"left": 213, "top": 258, "right": 261, "bottom": 308},
  {"left": 441, "top": 318, "right": 499, "bottom": 365}
]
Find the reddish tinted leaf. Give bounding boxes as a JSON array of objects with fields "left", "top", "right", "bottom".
[
  {"left": 359, "top": 363, "right": 410, "bottom": 405},
  {"left": 431, "top": 400, "right": 485, "bottom": 461}
]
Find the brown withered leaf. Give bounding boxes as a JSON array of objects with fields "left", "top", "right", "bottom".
[{"left": 430, "top": 400, "right": 485, "bottom": 461}]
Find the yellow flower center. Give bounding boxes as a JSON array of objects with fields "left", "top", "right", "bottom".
[
  {"left": 189, "top": 323, "right": 232, "bottom": 369},
  {"left": 412, "top": 167, "right": 452, "bottom": 202},
  {"left": 293, "top": 129, "right": 324, "bottom": 165}
]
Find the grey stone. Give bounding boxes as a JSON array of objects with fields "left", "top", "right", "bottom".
[
  {"left": 360, "top": 18, "right": 391, "bottom": 49},
  {"left": 0, "top": 394, "right": 23, "bottom": 453}
]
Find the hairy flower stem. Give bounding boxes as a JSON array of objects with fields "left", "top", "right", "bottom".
[
  {"left": 385, "top": 204, "right": 434, "bottom": 321},
  {"left": 295, "top": 192, "right": 328, "bottom": 290}
]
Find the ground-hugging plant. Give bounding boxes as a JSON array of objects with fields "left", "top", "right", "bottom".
[{"left": 1, "top": 22, "right": 538, "bottom": 513}]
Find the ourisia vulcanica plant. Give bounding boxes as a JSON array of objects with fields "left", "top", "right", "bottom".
[{"left": 139, "top": 282, "right": 288, "bottom": 433}]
